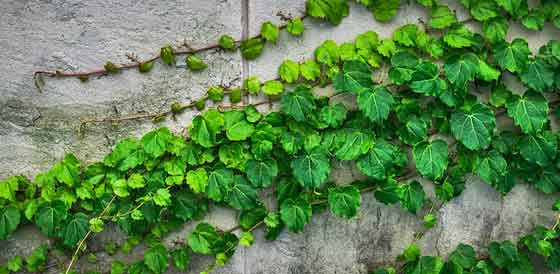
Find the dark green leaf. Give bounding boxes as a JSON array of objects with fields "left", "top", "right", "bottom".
[
  {"left": 328, "top": 185, "right": 361, "bottom": 218},
  {"left": 280, "top": 197, "right": 312, "bottom": 232}
]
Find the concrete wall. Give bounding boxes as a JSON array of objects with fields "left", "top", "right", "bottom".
[{"left": 1, "top": 0, "right": 560, "bottom": 273}]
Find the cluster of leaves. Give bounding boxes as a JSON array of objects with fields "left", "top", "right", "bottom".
[
  {"left": 373, "top": 222, "right": 560, "bottom": 274},
  {"left": 5, "top": 0, "right": 560, "bottom": 274}
]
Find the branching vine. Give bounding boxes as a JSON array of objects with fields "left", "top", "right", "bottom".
[{"left": 3, "top": 1, "right": 560, "bottom": 274}]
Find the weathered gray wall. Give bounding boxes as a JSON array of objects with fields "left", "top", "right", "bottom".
[{"left": 1, "top": 0, "right": 560, "bottom": 273}]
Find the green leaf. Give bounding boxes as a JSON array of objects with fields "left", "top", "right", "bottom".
[
  {"left": 399, "top": 181, "right": 426, "bottom": 214},
  {"left": 172, "top": 192, "right": 208, "bottom": 221},
  {"left": 246, "top": 159, "right": 278, "bottom": 188},
  {"left": 7, "top": 256, "right": 23, "bottom": 272},
  {"left": 260, "top": 21, "right": 280, "bottom": 43},
  {"left": 357, "top": 85, "right": 395, "bottom": 123},
  {"left": 315, "top": 40, "right": 339, "bottom": 66},
  {"left": 139, "top": 61, "right": 154, "bottom": 73},
  {"left": 35, "top": 200, "right": 67, "bottom": 237},
  {"left": 104, "top": 61, "right": 119, "bottom": 74},
  {"left": 281, "top": 85, "right": 316, "bottom": 122},
  {"left": 144, "top": 244, "right": 169, "bottom": 274},
  {"left": 477, "top": 60, "right": 501, "bottom": 81},
  {"left": 111, "top": 179, "right": 129, "bottom": 197},
  {"left": 219, "top": 143, "right": 249, "bottom": 169},
  {"left": 483, "top": 16, "right": 509, "bottom": 43},
  {"left": 224, "top": 111, "right": 254, "bottom": 141},
  {"left": 450, "top": 103, "right": 496, "bottom": 150},
  {"left": 443, "top": 53, "right": 479, "bottom": 90},
  {"left": 423, "top": 213, "right": 437, "bottom": 228},
  {"left": 493, "top": 38, "right": 531, "bottom": 73},
  {"left": 393, "top": 24, "right": 425, "bottom": 47},
  {"left": 413, "top": 256, "right": 444, "bottom": 274},
  {"left": 0, "top": 206, "right": 20, "bottom": 240},
  {"left": 519, "top": 132, "right": 557, "bottom": 167},
  {"left": 188, "top": 223, "right": 220, "bottom": 254},
  {"left": 262, "top": 80, "right": 284, "bottom": 96},
  {"left": 536, "top": 168, "right": 560, "bottom": 194},
  {"left": 522, "top": 9, "right": 546, "bottom": 30},
  {"left": 207, "top": 168, "right": 234, "bottom": 202},
  {"left": 334, "top": 60, "right": 372, "bottom": 93},
  {"left": 243, "top": 76, "right": 261, "bottom": 94},
  {"left": 0, "top": 176, "right": 20, "bottom": 201},
  {"left": 306, "top": 0, "right": 349, "bottom": 25},
  {"left": 89, "top": 217, "right": 104, "bottom": 233},
  {"left": 410, "top": 61, "right": 448, "bottom": 96},
  {"left": 190, "top": 111, "right": 223, "bottom": 148},
  {"left": 335, "top": 130, "right": 373, "bottom": 160},
  {"left": 490, "top": 85, "right": 512, "bottom": 107},
  {"left": 398, "top": 116, "right": 429, "bottom": 145},
  {"left": 449, "top": 243, "right": 477, "bottom": 269},
  {"left": 51, "top": 153, "right": 81, "bottom": 187},
  {"left": 291, "top": 148, "right": 331, "bottom": 188},
  {"left": 142, "top": 127, "right": 172, "bottom": 158},
  {"left": 160, "top": 45, "right": 174, "bottom": 65},
  {"left": 280, "top": 197, "right": 312, "bottom": 232},
  {"left": 104, "top": 137, "right": 145, "bottom": 171},
  {"left": 153, "top": 188, "right": 171, "bottom": 206},
  {"left": 476, "top": 150, "right": 507, "bottom": 184},
  {"left": 320, "top": 103, "right": 347, "bottom": 128},
  {"left": 127, "top": 173, "right": 146, "bottom": 189},
  {"left": 328, "top": 185, "right": 361, "bottom": 218},
  {"left": 186, "top": 54, "right": 207, "bottom": 71},
  {"left": 389, "top": 51, "right": 419, "bottom": 85},
  {"left": 520, "top": 58, "right": 555, "bottom": 92},
  {"left": 377, "top": 39, "right": 397, "bottom": 57},
  {"left": 207, "top": 86, "right": 225, "bottom": 102},
  {"left": 25, "top": 245, "right": 48, "bottom": 272},
  {"left": 219, "top": 35, "right": 236, "bottom": 50},
  {"left": 357, "top": 140, "right": 395, "bottom": 180},
  {"left": 506, "top": 90, "right": 549, "bottom": 134},
  {"left": 240, "top": 38, "right": 264, "bottom": 60},
  {"left": 430, "top": 5, "right": 457, "bottom": 29},
  {"left": 62, "top": 213, "right": 89, "bottom": 246},
  {"left": 489, "top": 241, "right": 519, "bottom": 268},
  {"left": 186, "top": 167, "right": 208, "bottom": 193},
  {"left": 372, "top": 0, "right": 401, "bottom": 22},
  {"left": 300, "top": 60, "right": 321, "bottom": 81},
  {"left": 171, "top": 248, "right": 190, "bottom": 271},
  {"left": 245, "top": 106, "right": 262, "bottom": 123},
  {"left": 227, "top": 175, "right": 258, "bottom": 210},
  {"left": 469, "top": 0, "right": 500, "bottom": 21},
  {"left": 264, "top": 212, "right": 280, "bottom": 228},
  {"left": 495, "top": 0, "right": 528, "bottom": 18},
  {"left": 375, "top": 179, "right": 401, "bottom": 205},
  {"left": 240, "top": 231, "right": 254, "bottom": 247},
  {"left": 443, "top": 25, "right": 475, "bottom": 48},
  {"left": 287, "top": 18, "right": 305, "bottom": 36},
  {"left": 279, "top": 60, "right": 300, "bottom": 83},
  {"left": 413, "top": 140, "right": 449, "bottom": 180},
  {"left": 401, "top": 243, "right": 421, "bottom": 262}
]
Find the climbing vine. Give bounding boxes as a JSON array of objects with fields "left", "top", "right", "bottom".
[{"left": 3, "top": 0, "right": 560, "bottom": 274}]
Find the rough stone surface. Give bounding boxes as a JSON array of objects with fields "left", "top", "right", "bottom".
[{"left": 1, "top": 0, "right": 560, "bottom": 274}]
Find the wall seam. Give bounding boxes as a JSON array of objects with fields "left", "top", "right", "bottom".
[{"left": 241, "top": 0, "right": 250, "bottom": 106}]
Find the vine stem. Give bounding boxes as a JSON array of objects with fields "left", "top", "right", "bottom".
[
  {"left": 64, "top": 195, "right": 116, "bottom": 274},
  {"left": 102, "top": 185, "right": 173, "bottom": 220},
  {"left": 33, "top": 15, "right": 307, "bottom": 83}
]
